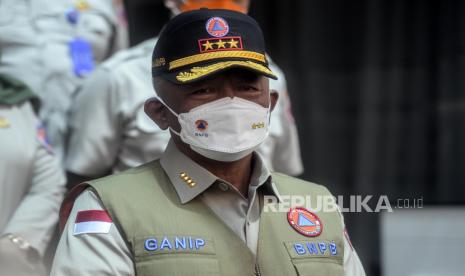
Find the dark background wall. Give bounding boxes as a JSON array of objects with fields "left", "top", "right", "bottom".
[{"left": 124, "top": 1, "right": 465, "bottom": 275}]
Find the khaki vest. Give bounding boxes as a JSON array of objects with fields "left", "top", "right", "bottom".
[{"left": 84, "top": 160, "right": 344, "bottom": 276}]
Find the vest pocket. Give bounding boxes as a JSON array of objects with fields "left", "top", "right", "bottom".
[
  {"left": 283, "top": 240, "right": 344, "bottom": 276},
  {"left": 136, "top": 255, "right": 221, "bottom": 276},
  {"left": 133, "top": 235, "right": 220, "bottom": 275},
  {"left": 292, "top": 259, "right": 344, "bottom": 276}
]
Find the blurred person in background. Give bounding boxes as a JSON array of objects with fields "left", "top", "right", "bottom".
[
  {"left": 0, "top": 0, "right": 128, "bottom": 161},
  {"left": 65, "top": 0, "right": 303, "bottom": 188},
  {"left": 0, "top": 74, "right": 65, "bottom": 275}
]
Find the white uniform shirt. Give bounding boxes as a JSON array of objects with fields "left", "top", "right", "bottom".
[
  {"left": 66, "top": 38, "right": 171, "bottom": 176},
  {"left": 0, "top": 102, "right": 65, "bottom": 256},
  {"left": 0, "top": 0, "right": 129, "bottom": 159}
]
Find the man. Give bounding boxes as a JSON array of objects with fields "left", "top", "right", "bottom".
[
  {"left": 65, "top": 0, "right": 302, "bottom": 188},
  {"left": 0, "top": 74, "right": 65, "bottom": 275},
  {"left": 65, "top": 38, "right": 169, "bottom": 184},
  {"left": 52, "top": 9, "right": 365, "bottom": 275},
  {"left": 0, "top": 0, "right": 128, "bottom": 160}
]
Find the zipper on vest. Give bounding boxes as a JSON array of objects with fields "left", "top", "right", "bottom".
[
  {"left": 255, "top": 263, "right": 262, "bottom": 276},
  {"left": 255, "top": 193, "right": 263, "bottom": 276}
]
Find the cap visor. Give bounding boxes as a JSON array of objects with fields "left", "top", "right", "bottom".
[{"left": 162, "top": 60, "right": 278, "bottom": 84}]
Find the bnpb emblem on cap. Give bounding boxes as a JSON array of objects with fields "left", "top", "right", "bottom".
[
  {"left": 205, "top": 17, "right": 229, "bottom": 37},
  {"left": 287, "top": 207, "right": 323, "bottom": 237}
]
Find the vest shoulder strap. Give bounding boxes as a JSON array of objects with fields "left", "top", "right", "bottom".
[{"left": 271, "top": 171, "right": 334, "bottom": 197}]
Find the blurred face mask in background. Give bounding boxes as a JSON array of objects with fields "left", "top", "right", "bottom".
[
  {"left": 165, "top": 0, "right": 248, "bottom": 16},
  {"left": 182, "top": 0, "right": 246, "bottom": 13}
]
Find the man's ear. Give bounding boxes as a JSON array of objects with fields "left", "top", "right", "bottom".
[
  {"left": 144, "top": 97, "right": 169, "bottom": 130},
  {"left": 270, "top": 89, "right": 279, "bottom": 112}
]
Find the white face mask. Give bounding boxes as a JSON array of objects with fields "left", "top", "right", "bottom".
[{"left": 158, "top": 96, "right": 271, "bottom": 162}]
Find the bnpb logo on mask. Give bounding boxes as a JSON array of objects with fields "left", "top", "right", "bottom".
[{"left": 194, "top": 120, "right": 209, "bottom": 137}]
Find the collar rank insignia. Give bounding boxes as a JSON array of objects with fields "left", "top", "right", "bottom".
[
  {"left": 205, "top": 17, "right": 229, "bottom": 37},
  {"left": 287, "top": 207, "right": 323, "bottom": 237},
  {"left": 198, "top": 36, "right": 243, "bottom": 53},
  {"left": 75, "top": 0, "right": 90, "bottom": 11},
  {"left": 0, "top": 117, "right": 10, "bottom": 128}
]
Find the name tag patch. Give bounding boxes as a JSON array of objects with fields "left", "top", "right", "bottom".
[
  {"left": 294, "top": 241, "right": 337, "bottom": 256},
  {"left": 284, "top": 240, "right": 343, "bottom": 262},
  {"left": 69, "top": 37, "right": 94, "bottom": 77},
  {"left": 135, "top": 236, "right": 215, "bottom": 257},
  {"left": 145, "top": 236, "right": 205, "bottom": 251}
]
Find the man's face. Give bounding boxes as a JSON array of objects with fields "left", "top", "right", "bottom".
[
  {"left": 164, "top": 69, "right": 270, "bottom": 114},
  {"left": 145, "top": 69, "right": 278, "bottom": 149}
]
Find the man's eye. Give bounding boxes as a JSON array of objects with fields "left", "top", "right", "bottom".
[{"left": 238, "top": 85, "right": 259, "bottom": 92}]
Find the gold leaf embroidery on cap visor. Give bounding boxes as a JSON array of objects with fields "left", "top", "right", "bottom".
[
  {"left": 176, "top": 61, "right": 276, "bottom": 82},
  {"left": 168, "top": 51, "right": 266, "bottom": 70}
]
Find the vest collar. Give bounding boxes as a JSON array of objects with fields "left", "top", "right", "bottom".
[{"left": 160, "top": 140, "right": 280, "bottom": 204}]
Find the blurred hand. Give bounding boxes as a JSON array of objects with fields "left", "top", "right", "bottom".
[{"left": 0, "top": 236, "right": 45, "bottom": 276}]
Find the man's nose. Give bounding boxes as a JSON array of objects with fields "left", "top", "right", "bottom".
[{"left": 219, "top": 82, "right": 236, "bottom": 98}]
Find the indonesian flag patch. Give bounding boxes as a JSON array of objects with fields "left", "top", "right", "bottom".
[{"left": 74, "top": 210, "right": 113, "bottom": 235}]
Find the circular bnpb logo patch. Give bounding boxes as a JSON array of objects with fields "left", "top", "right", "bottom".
[
  {"left": 205, "top": 17, "right": 229, "bottom": 37},
  {"left": 195, "top": 119, "right": 208, "bottom": 132},
  {"left": 287, "top": 207, "right": 323, "bottom": 237}
]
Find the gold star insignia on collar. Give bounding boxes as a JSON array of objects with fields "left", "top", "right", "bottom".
[
  {"left": 75, "top": 0, "right": 90, "bottom": 11},
  {"left": 0, "top": 117, "right": 10, "bottom": 128},
  {"left": 180, "top": 172, "right": 196, "bottom": 187}
]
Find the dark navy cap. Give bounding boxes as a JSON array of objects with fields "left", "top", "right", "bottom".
[{"left": 152, "top": 9, "right": 277, "bottom": 84}]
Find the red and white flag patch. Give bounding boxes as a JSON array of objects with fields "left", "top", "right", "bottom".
[{"left": 74, "top": 210, "right": 113, "bottom": 235}]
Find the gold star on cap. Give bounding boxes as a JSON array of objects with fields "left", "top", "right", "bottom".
[
  {"left": 202, "top": 40, "right": 214, "bottom": 51},
  {"left": 228, "top": 39, "right": 239, "bottom": 48},
  {"left": 216, "top": 39, "right": 226, "bottom": 49}
]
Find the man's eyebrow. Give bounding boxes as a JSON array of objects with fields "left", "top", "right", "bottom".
[
  {"left": 236, "top": 73, "right": 261, "bottom": 82},
  {"left": 182, "top": 82, "right": 207, "bottom": 90}
]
